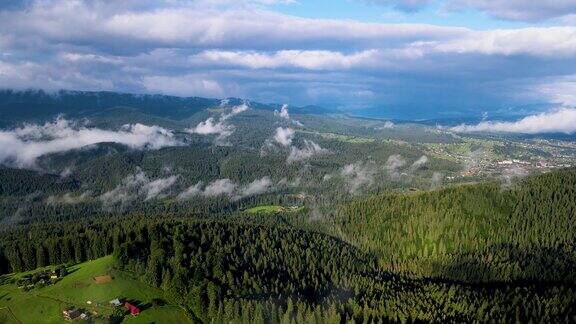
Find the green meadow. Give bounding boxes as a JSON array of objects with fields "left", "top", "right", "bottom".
[
  {"left": 0, "top": 256, "right": 191, "bottom": 324},
  {"left": 245, "top": 205, "right": 285, "bottom": 214}
]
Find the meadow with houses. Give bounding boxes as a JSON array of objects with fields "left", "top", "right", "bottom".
[{"left": 0, "top": 256, "right": 190, "bottom": 323}]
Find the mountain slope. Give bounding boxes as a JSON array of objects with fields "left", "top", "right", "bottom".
[{"left": 335, "top": 168, "right": 576, "bottom": 282}]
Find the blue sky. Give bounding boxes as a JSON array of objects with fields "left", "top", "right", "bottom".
[
  {"left": 0, "top": 0, "right": 575, "bottom": 119},
  {"left": 270, "top": 0, "right": 531, "bottom": 29}
]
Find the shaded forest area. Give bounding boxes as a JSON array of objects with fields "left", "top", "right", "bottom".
[
  {"left": 1, "top": 169, "right": 576, "bottom": 321},
  {"left": 1, "top": 218, "right": 576, "bottom": 322}
]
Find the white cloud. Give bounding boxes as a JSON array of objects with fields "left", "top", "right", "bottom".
[
  {"left": 384, "top": 154, "right": 427, "bottom": 181},
  {"left": 275, "top": 104, "right": 290, "bottom": 119},
  {"left": 178, "top": 176, "right": 273, "bottom": 200},
  {"left": 203, "top": 179, "right": 238, "bottom": 197},
  {"left": 501, "top": 166, "right": 529, "bottom": 188},
  {"left": 431, "top": 171, "right": 444, "bottom": 189},
  {"left": 384, "top": 154, "right": 406, "bottom": 180},
  {"left": 341, "top": 161, "right": 378, "bottom": 194},
  {"left": 0, "top": 117, "right": 181, "bottom": 168},
  {"left": 365, "top": 0, "right": 576, "bottom": 22},
  {"left": 409, "top": 155, "right": 428, "bottom": 172},
  {"left": 186, "top": 103, "right": 249, "bottom": 145},
  {"left": 46, "top": 191, "right": 92, "bottom": 205},
  {"left": 192, "top": 49, "right": 380, "bottom": 70},
  {"left": 463, "top": 148, "right": 486, "bottom": 172},
  {"left": 0, "top": 59, "right": 115, "bottom": 91},
  {"left": 239, "top": 176, "right": 273, "bottom": 197},
  {"left": 427, "top": 27, "right": 576, "bottom": 57},
  {"left": 142, "top": 75, "right": 225, "bottom": 97},
  {"left": 448, "top": 0, "right": 576, "bottom": 22},
  {"left": 188, "top": 117, "right": 234, "bottom": 137},
  {"left": 142, "top": 175, "right": 179, "bottom": 200},
  {"left": 177, "top": 182, "right": 204, "bottom": 200},
  {"left": 273, "top": 127, "right": 294, "bottom": 146},
  {"left": 0, "top": 3, "right": 462, "bottom": 52},
  {"left": 538, "top": 79, "right": 576, "bottom": 107},
  {"left": 221, "top": 103, "right": 249, "bottom": 120},
  {"left": 287, "top": 139, "right": 328, "bottom": 163},
  {"left": 100, "top": 171, "right": 178, "bottom": 208},
  {"left": 1, "top": 0, "right": 576, "bottom": 114},
  {"left": 376, "top": 121, "right": 395, "bottom": 129},
  {"left": 451, "top": 108, "right": 576, "bottom": 134}
]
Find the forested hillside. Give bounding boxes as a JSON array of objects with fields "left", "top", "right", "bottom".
[
  {"left": 2, "top": 216, "right": 576, "bottom": 322},
  {"left": 1, "top": 91, "right": 576, "bottom": 322},
  {"left": 1, "top": 170, "right": 576, "bottom": 322},
  {"left": 335, "top": 168, "right": 576, "bottom": 282},
  {"left": 0, "top": 90, "right": 331, "bottom": 127}
]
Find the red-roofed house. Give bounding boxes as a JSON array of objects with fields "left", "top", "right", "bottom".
[{"left": 124, "top": 302, "right": 140, "bottom": 316}]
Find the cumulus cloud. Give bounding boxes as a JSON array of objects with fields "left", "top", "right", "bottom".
[
  {"left": 100, "top": 171, "right": 179, "bottom": 208},
  {"left": 0, "top": 117, "right": 181, "bottom": 168},
  {"left": 427, "top": 27, "right": 576, "bottom": 57},
  {"left": 0, "top": 0, "right": 575, "bottom": 115},
  {"left": 274, "top": 127, "right": 295, "bottom": 146},
  {"left": 178, "top": 176, "right": 273, "bottom": 200},
  {"left": 447, "top": 0, "right": 576, "bottom": 22},
  {"left": 287, "top": 139, "right": 328, "bottom": 164},
  {"left": 186, "top": 103, "right": 249, "bottom": 145},
  {"left": 451, "top": 108, "right": 576, "bottom": 134},
  {"left": 0, "top": 2, "right": 462, "bottom": 53},
  {"left": 192, "top": 49, "right": 380, "bottom": 70},
  {"left": 340, "top": 161, "right": 378, "bottom": 194}
]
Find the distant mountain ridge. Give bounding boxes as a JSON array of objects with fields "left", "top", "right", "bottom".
[{"left": 0, "top": 89, "right": 333, "bottom": 127}]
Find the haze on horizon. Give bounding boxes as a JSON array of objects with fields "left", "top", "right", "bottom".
[{"left": 0, "top": 0, "right": 575, "bottom": 119}]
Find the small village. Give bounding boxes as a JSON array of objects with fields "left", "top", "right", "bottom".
[
  {"left": 7, "top": 263, "right": 150, "bottom": 322},
  {"left": 16, "top": 265, "right": 68, "bottom": 291},
  {"left": 62, "top": 297, "right": 141, "bottom": 321}
]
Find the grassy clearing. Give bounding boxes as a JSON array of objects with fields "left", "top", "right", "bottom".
[
  {"left": 245, "top": 205, "right": 285, "bottom": 214},
  {"left": 0, "top": 256, "right": 191, "bottom": 324},
  {"left": 244, "top": 205, "right": 304, "bottom": 215},
  {"left": 301, "top": 130, "right": 375, "bottom": 144}
]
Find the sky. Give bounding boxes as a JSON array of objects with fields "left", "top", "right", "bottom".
[{"left": 0, "top": 0, "right": 575, "bottom": 118}]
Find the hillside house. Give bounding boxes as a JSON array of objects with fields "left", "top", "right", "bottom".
[
  {"left": 109, "top": 298, "right": 122, "bottom": 307},
  {"left": 63, "top": 308, "right": 81, "bottom": 321},
  {"left": 124, "top": 302, "right": 140, "bottom": 316}
]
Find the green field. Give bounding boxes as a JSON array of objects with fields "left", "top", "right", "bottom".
[
  {"left": 245, "top": 205, "right": 285, "bottom": 214},
  {"left": 0, "top": 256, "right": 191, "bottom": 324},
  {"left": 245, "top": 205, "right": 305, "bottom": 215}
]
